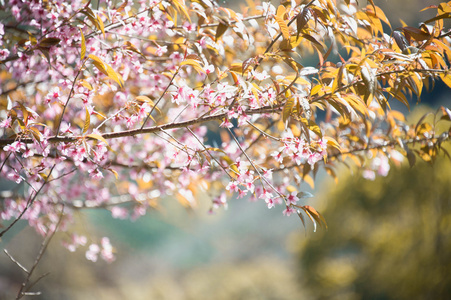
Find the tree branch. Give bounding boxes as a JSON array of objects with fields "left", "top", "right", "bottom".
[{"left": 0, "top": 105, "right": 283, "bottom": 147}]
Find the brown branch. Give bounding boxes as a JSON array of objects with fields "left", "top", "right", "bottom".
[
  {"left": 0, "top": 105, "right": 283, "bottom": 147},
  {"left": 171, "top": 14, "right": 266, "bottom": 30},
  {"left": 0, "top": 80, "right": 45, "bottom": 96}
]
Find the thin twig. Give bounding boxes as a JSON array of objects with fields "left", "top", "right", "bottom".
[
  {"left": 3, "top": 250, "right": 29, "bottom": 274},
  {"left": 227, "top": 127, "right": 284, "bottom": 199},
  {"left": 187, "top": 127, "right": 233, "bottom": 179},
  {"left": 55, "top": 66, "right": 83, "bottom": 136},
  {"left": 140, "top": 69, "right": 179, "bottom": 129},
  {"left": 0, "top": 165, "right": 56, "bottom": 238},
  {"left": 16, "top": 206, "right": 65, "bottom": 299}
]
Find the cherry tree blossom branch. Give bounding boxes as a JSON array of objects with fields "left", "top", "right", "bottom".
[
  {"left": 244, "top": 120, "right": 277, "bottom": 153},
  {"left": 273, "top": 133, "right": 451, "bottom": 173},
  {"left": 0, "top": 165, "right": 56, "bottom": 238},
  {"left": 0, "top": 105, "right": 283, "bottom": 146},
  {"left": 141, "top": 68, "right": 179, "bottom": 129},
  {"left": 227, "top": 127, "right": 285, "bottom": 200},
  {"left": 187, "top": 127, "right": 233, "bottom": 179},
  {"left": 55, "top": 65, "right": 84, "bottom": 136}
]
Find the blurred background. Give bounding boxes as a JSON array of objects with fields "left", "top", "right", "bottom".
[{"left": 1, "top": 0, "right": 451, "bottom": 299}]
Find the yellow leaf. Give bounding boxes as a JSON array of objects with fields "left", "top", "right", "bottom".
[
  {"left": 136, "top": 95, "right": 162, "bottom": 115},
  {"left": 80, "top": 29, "right": 86, "bottom": 60},
  {"left": 83, "top": 107, "right": 90, "bottom": 134},
  {"left": 440, "top": 73, "right": 451, "bottom": 88},
  {"left": 303, "top": 174, "right": 314, "bottom": 189},
  {"left": 324, "top": 136, "right": 341, "bottom": 152},
  {"left": 172, "top": 0, "right": 191, "bottom": 23},
  {"left": 274, "top": 14, "right": 290, "bottom": 40},
  {"left": 109, "top": 168, "right": 118, "bottom": 179},
  {"left": 276, "top": 5, "right": 286, "bottom": 19},
  {"left": 283, "top": 97, "right": 295, "bottom": 126},
  {"left": 96, "top": 14, "right": 105, "bottom": 37},
  {"left": 29, "top": 127, "right": 43, "bottom": 142},
  {"left": 221, "top": 155, "right": 239, "bottom": 174},
  {"left": 180, "top": 59, "right": 205, "bottom": 74},
  {"left": 86, "top": 133, "right": 110, "bottom": 148},
  {"left": 88, "top": 54, "right": 124, "bottom": 87}
]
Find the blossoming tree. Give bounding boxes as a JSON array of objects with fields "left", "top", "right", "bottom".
[{"left": 1, "top": 0, "right": 451, "bottom": 295}]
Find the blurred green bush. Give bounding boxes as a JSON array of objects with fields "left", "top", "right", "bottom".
[{"left": 296, "top": 155, "right": 451, "bottom": 299}]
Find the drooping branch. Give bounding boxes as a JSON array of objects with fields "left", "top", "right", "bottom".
[{"left": 273, "top": 133, "right": 451, "bottom": 173}]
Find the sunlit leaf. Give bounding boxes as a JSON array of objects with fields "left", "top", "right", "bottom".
[
  {"left": 79, "top": 29, "right": 86, "bottom": 60},
  {"left": 83, "top": 107, "right": 90, "bottom": 134},
  {"left": 283, "top": 97, "right": 295, "bottom": 126},
  {"left": 180, "top": 59, "right": 205, "bottom": 74},
  {"left": 274, "top": 14, "right": 290, "bottom": 40},
  {"left": 136, "top": 95, "right": 162, "bottom": 115}
]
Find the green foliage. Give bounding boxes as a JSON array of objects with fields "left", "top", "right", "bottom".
[{"left": 296, "top": 155, "right": 451, "bottom": 299}]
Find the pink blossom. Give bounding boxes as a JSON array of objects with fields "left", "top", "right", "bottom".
[
  {"left": 3, "top": 141, "right": 26, "bottom": 152},
  {"left": 286, "top": 192, "right": 299, "bottom": 205},
  {"left": 88, "top": 168, "right": 104, "bottom": 179},
  {"left": 0, "top": 117, "right": 12, "bottom": 128},
  {"left": 265, "top": 198, "right": 276, "bottom": 209},
  {"left": 251, "top": 70, "right": 270, "bottom": 81},
  {"left": 100, "top": 237, "right": 115, "bottom": 263},
  {"left": 220, "top": 118, "right": 233, "bottom": 128},
  {"left": 8, "top": 172, "right": 22, "bottom": 184},
  {"left": 86, "top": 244, "right": 100, "bottom": 262},
  {"left": 155, "top": 45, "right": 167, "bottom": 56},
  {"left": 238, "top": 189, "right": 248, "bottom": 198},
  {"left": 0, "top": 49, "right": 9, "bottom": 60},
  {"left": 73, "top": 147, "right": 87, "bottom": 161},
  {"left": 111, "top": 207, "right": 128, "bottom": 219},
  {"left": 237, "top": 113, "right": 251, "bottom": 127},
  {"left": 23, "top": 147, "right": 34, "bottom": 158},
  {"left": 362, "top": 169, "right": 376, "bottom": 180},
  {"left": 226, "top": 181, "right": 239, "bottom": 192},
  {"left": 271, "top": 151, "right": 283, "bottom": 163},
  {"left": 283, "top": 206, "right": 296, "bottom": 216},
  {"left": 170, "top": 52, "right": 183, "bottom": 64},
  {"left": 45, "top": 87, "right": 61, "bottom": 104},
  {"left": 204, "top": 64, "right": 215, "bottom": 74},
  {"left": 126, "top": 115, "right": 138, "bottom": 128},
  {"left": 212, "top": 193, "right": 228, "bottom": 210},
  {"left": 183, "top": 22, "right": 196, "bottom": 31}
]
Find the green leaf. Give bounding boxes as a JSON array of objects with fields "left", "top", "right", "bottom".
[{"left": 297, "top": 191, "right": 314, "bottom": 199}]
